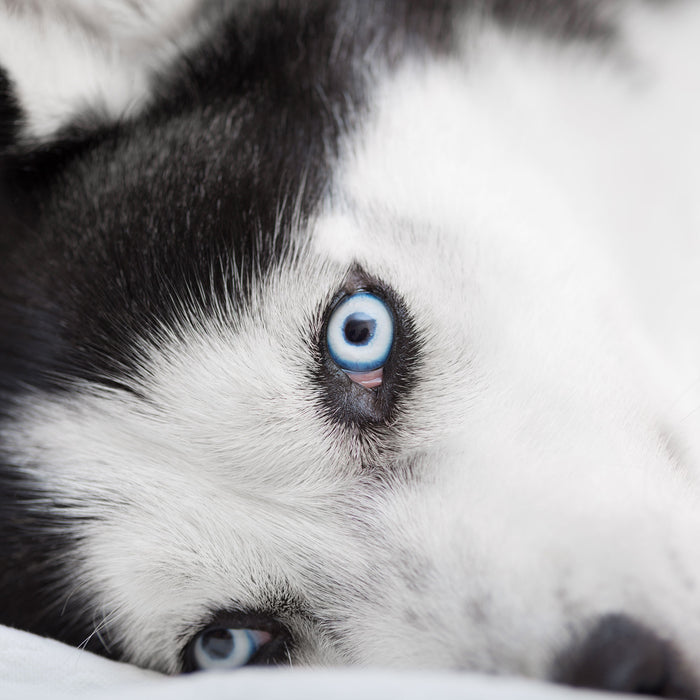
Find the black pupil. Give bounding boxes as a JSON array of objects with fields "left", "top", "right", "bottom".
[
  {"left": 202, "top": 628, "right": 234, "bottom": 659},
  {"left": 343, "top": 312, "right": 376, "bottom": 345}
]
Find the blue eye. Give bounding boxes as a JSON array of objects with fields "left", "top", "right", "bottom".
[
  {"left": 326, "top": 292, "right": 394, "bottom": 373},
  {"left": 192, "top": 627, "right": 272, "bottom": 671}
]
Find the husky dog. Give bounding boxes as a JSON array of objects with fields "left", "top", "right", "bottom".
[{"left": 1, "top": 0, "right": 700, "bottom": 695}]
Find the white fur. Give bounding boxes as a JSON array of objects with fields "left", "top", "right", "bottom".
[
  {"left": 0, "top": 0, "right": 211, "bottom": 140},
  {"left": 4, "top": 0, "right": 700, "bottom": 681}
]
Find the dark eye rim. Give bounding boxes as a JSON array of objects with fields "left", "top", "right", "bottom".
[
  {"left": 313, "top": 266, "right": 420, "bottom": 427},
  {"left": 181, "top": 612, "right": 292, "bottom": 673}
]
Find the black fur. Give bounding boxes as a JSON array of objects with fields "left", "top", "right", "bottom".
[{"left": 0, "top": 67, "right": 20, "bottom": 150}]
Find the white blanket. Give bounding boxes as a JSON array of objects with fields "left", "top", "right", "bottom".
[{"left": 0, "top": 624, "right": 618, "bottom": 700}]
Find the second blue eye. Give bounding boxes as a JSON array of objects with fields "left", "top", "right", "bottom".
[
  {"left": 192, "top": 627, "right": 271, "bottom": 670},
  {"left": 326, "top": 292, "right": 394, "bottom": 373}
]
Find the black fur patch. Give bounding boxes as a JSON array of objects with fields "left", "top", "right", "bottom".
[
  {"left": 0, "top": 459, "right": 119, "bottom": 656},
  {"left": 489, "top": 0, "right": 610, "bottom": 38},
  {"left": 0, "top": 67, "right": 20, "bottom": 151},
  {"left": 1, "top": 1, "right": 450, "bottom": 392}
]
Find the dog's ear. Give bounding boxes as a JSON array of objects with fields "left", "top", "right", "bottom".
[{"left": 0, "top": 0, "right": 209, "bottom": 149}]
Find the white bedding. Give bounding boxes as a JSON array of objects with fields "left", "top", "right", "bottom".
[{"left": 0, "top": 624, "right": 618, "bottom": 700}]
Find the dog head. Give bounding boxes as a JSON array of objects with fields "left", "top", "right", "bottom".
[{"left": 2, "top": 1, "right": 700, "bottom": 695}]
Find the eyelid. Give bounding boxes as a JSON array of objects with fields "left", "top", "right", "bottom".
[{"left": 345, "top": 368, "right": 383, "bottom": 389}]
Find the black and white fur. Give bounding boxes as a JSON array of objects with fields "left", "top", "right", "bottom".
[{"left": 2, "top": 0, "right": 700, "bottom": 694}]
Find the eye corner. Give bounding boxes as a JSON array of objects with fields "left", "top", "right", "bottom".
[{"left": 345, "top": 367, "right": 384, "bottom": 390}]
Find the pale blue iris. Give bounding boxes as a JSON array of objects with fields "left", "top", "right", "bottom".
[{"left": 327, "top": 292, "right": 394, "bottom": 372}]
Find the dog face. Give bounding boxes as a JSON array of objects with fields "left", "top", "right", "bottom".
[{"left": 2, "top": 0, "right": 700, "bottom": 693}]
